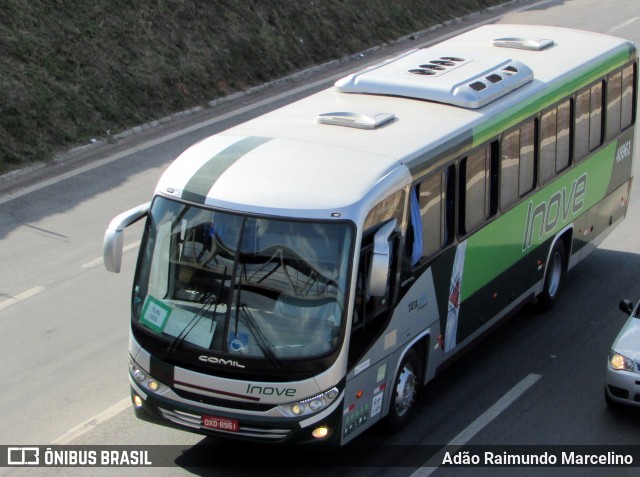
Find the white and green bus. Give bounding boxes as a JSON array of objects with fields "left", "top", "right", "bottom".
[{"left": 104, "top": 24, "right": 637, "bottom": 445}]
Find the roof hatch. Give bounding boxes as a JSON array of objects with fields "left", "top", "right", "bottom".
[
  {"left": 491, "top": 37, "right": 555, "bottom": 51},
  {"left": 316, "top": 111, "right": 395, "bottom": 129},
  {"left": 334, "top": 49, "right": 533, "bottom": 108}
]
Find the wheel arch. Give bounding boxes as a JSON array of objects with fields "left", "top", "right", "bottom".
[
  {"left": 542, "top": 225, "right": 573, "bottom": 288},
  {"left": 393, "top": 332, "right": 430, "bottom": 388}
]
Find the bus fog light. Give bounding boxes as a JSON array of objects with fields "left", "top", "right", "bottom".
[
  {"left": 133, "top": 395, "right": 143, "bottom": 408},
  {"left": 312, "top": 426, "right": 329, "bottom": 439}
]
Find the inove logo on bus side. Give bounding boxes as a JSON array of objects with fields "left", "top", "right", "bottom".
[{"left": 522, "top": 172, "right": 587, "bottom": 251}]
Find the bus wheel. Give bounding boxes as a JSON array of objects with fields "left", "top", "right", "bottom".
[
  {"left": 538, "top": 239, "right": 566, "bottom": 312},
  {"left": 386, "top": 348, "right": 419, "bottom": 432}
]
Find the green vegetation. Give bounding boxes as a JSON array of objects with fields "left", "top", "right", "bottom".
[{"left": 0, "top": 0, "right": 505, "bottom": 174}]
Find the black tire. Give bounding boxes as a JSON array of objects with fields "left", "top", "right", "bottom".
[
  {"left": 386, "top": 348, "right": 420, "bottom": 433},
  {"left": 537, "top": 239, "right": 566, "bottom": 312}
]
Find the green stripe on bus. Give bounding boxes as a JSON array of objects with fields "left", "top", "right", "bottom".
[
  {"left": 181, "top": 136, "right": 272, "bottom": 204},
  {"left": 460, "top": 142, "right": 618, "bottom": 300}
]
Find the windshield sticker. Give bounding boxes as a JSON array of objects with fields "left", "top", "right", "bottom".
[
  {"left": 371, "top": 392, "right": 384, "bottom": 418},
  {"left": 228, "top": 332, "right": 249, "bottom": 352},
  {"left": 377, "top": 364, "right": 387, "bottom": 383},
  {"left": 384, "top": 329, "right": 397, "bottom": 350},
  {"left": 355, "top": 359, "right": 370, "bottom": 375},
  {"left": 140, "top": 296, "right": 172, "bottom": 333}
]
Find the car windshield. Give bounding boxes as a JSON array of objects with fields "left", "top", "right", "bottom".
[{"left": 132, "top": 197, "right": 353, "bottom": 364}]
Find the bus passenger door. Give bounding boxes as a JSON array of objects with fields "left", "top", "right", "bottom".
[
  {"left": 349, "top": 220, "right": 399, "bottom": 365},
  {"left": 341, "top": 220, "right": 401, "bottom": 443}
]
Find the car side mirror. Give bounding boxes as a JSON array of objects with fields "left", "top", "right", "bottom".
[{"left": 619, "top": 299, "right": 634, "bottom": 315}]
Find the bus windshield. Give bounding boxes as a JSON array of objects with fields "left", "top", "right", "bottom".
[{"left": 132, "top": 196, "right": 353, "bottom": 365}]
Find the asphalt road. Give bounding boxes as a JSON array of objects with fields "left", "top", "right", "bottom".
[{"left": 1, "top": 0, "right": 639, "bottom": 476}]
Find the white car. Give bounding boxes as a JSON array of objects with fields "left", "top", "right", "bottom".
[{"left": 605, "top": 299, "right": 640, "bottom": 408}]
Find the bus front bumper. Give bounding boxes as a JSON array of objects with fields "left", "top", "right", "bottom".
[{"left": 129, "top": 382, "right": 343, "bottom": 445}]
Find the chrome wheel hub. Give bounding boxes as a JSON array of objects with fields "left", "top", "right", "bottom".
[{"left": 395, "top": 364, "right": 417, "bottom": 417}]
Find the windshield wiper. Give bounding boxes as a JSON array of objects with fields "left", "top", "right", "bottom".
[
  {"left": 240, "top": 304, "right": 279, "bottom": 368},
  {"left": 167, "top": 292, "right": 218, "bottom": 353},
  {"left": 166, "top": 265, "right": 228, "bottom": 353}
]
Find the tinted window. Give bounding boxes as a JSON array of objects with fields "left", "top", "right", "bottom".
[
  {"left": 462, "top": 146, "right": 490, "bottom": 232},
  {"left": 575, "top": 82, "right": 604, "bottom": 161},
  {"left": 419, "top": 172, "right": 445, "bottom": 258},
  {"left": 606, "top": 71, "right": 622, "bottom": 140},
  {"left": 621, "top": 64, "right": 635, "bottom": 129},
  {"left": 500, "top": 129, "right": 520, "bottom": 209},
  {"left": 500, "top": 120, "right": 536, "bottom": 209},
  {"left": 539, "top": 100, "right": 571, "bottom": 184}
]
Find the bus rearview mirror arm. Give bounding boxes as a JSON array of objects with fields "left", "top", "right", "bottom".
[
  {"left": 368, "top": 219, "right": 397, "bottom": 297},
  {"left": 103, "top": 202, "right": 150, "bottom": 273}
]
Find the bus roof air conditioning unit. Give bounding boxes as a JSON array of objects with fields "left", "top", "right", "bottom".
[{"left": 334, "top": 49, "right": 534, "bottom": 108}]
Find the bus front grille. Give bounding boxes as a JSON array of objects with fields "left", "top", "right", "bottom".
[{"left": 158, "top": 407, "right": 292, "bottom": 441}]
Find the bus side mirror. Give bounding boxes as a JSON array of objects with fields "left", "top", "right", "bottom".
[
  {"left": 103, "top": 202, "right": 150, "bottom": 273},
  {"left": 368, "top": 219, "right": 397, "bottom": 297}
]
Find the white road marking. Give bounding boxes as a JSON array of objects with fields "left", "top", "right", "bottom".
[
  {"left": 607, "top": 17, "right": 638, "bottom": 34},
  {"left": 0, "top": 286, "right": 45, "bottom": 311},
  {"left": 409, "top": 373, "right": 542, "bottom": 477},
  {"left": 81, "top": 240, "right": 141, "bottom": 268},
  {"left": 51, "top": 397, "right": 132, "bottom": 445}
]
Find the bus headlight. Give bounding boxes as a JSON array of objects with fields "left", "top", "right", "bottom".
[
  {"left": 129, "top": 358, "right": 166, "bottom": 393},
  {"left": 282, "top": 387, "right": 340, "bottom": 417}
]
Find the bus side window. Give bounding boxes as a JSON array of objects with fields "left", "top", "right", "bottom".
[
  {"left": 459, "top": 143, "right": 497, "bottom": 235},
  {"left": 355, "top": 193, "right": 404, "bottom": 330},
  {"left": 606, "top": 71, "right": 623, "bottom": 140},
  {"left": 500, "top": 119, "right": 536, "bottom": 210},
  {"left": 575, "top": 81, "right": 604, "bottom": 162},
  {"left": 607, "top": 63, "right": 637, "bottom": 139},
  {"left": 539, "top": 108, "right": 557, "bottom": 184},
  {"left": 589, "top": 82, "right": 604, "bottom": 151},
  {"left": 408, "top": 167, "right": 454, "bottom": 266},
  {"left": 621, "top": 63, "right": 636, "bottom": 130},
  {"left": 556, "top": 100, "right": 572, "bottom": 172},
  {"left": 540, "top": 99, "right": 572, "bottom": 184},
  {"left": 500, "top": 129, "right": 518, "bottom": 209}
]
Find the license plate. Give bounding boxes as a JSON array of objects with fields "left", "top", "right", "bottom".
[{"left": 202, "top": 415, "right": 239, "bottom": 432}]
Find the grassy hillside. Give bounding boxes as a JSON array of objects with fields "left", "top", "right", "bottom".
[{"left": 0, "top": 0, "right": 506, "bottom": 175}]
